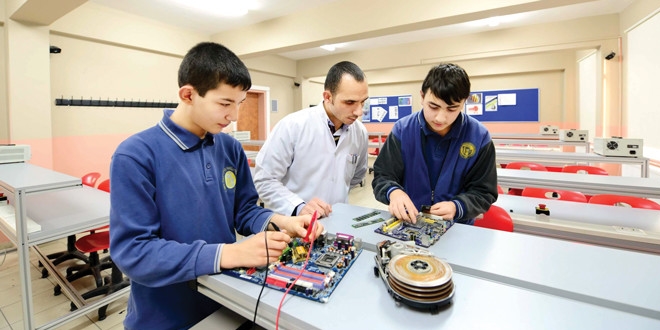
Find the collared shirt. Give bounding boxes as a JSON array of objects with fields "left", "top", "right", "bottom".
[
  {"left": 109, "top": 109, "right": 272, "bottom": 329},
  {"left": 254, "top": 102, "right": 369, "bottom": 216},
  {"left": 421, "top": 115, "right": 460, "bottom": 186}
]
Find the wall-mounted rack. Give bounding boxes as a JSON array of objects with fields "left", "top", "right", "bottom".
[{"left": 55, "top": 97, "right": 178, "bottom": 108}]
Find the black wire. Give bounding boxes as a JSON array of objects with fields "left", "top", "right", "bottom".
[{"left": 252, "top": 221, "right": 271, "bottom": 330}]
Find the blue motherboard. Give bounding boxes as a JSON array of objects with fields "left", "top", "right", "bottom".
[{"left": 223, "top": 232, "right": 362, "bottom": 303}]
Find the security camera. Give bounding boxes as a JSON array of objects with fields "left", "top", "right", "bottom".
[
  {"left": 50, "top": 46, "right": 61, "bottom": 54},
  {"left": 605, "top": 51, "right": 615, "bottom": 60},
  {"left": 294, "top": 82, "right": 301, "bottom": 87}
]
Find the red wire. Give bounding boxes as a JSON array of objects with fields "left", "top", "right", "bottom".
[{"left": 275, "top": 215, "right": 317, "bottom": 330}]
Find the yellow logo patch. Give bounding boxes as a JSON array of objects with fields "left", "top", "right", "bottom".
[
  {"left": 459, "top": 142, "right": 476, "bottom": 159},
  {"left": 223, "top": 167, "right": 237, "bottom": 190}
]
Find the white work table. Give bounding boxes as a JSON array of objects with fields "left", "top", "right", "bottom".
[
  {"left": 0, "top": 163, "right": 129, "bottom": 329},
  {"left": 493, "top": 194, "right": 660, "bottom": 253},
  {"left": 197, "top": 250, "right": 660, "bottom": 330},
  {"left": 497, "top": 168, "right": 660, "bottom": 199},
  {"left": 495, "top": 149, "right": 650, "bottom": 177},
  {"left": 436, "top": 224, "right": 660, "bottom": 319},
  {"left": 197, "top": 203, "right": 660, "bottom": 329},
  {"left": 493, "top": 138, "right": 589, "bottom": 152},
  {"left": 491, "top": 133, "right": 561, "bottom": 140}
]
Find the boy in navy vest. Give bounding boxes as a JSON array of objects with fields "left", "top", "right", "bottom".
[
  {"left": 109, "top": 42, "right": 323, "bottom": 329},
  {"left": 372, "top": 63, "right": 498, "bottom": 224}
]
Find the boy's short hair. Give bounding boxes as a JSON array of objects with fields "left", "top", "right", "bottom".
[
  {"left": 421, "top": 63, "right": 471, "bottom": 105},
  {"left": 178, "top": 42, "right": 252, "bottom": 97},
  {"left": 324, "top": 61, "right": 366, "bottom": 95}
]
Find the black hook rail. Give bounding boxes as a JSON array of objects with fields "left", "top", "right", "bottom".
[{"left": 55, "top": 97, "right": 178, "bottom": 108}]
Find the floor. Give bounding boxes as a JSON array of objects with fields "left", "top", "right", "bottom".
[{"left": 0, "top": 158, "right": 384, "bottom": 330}]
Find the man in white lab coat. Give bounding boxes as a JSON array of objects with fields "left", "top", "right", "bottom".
[{"left": 254, "top": 61, "right": 369, "bottom": 218}]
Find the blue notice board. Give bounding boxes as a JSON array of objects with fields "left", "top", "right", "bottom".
[
  {"left": 363, "top": 95, "right": 413, "bottom": 123},
  {"left": 464, "top": 88, "right": 539, "bottom": 122}
]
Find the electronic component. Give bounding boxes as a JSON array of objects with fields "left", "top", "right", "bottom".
[
  {"left": 558, "top": 129, "right": 588, "bottom": 142},
  {"left": 353, "top": 210, "right": 380, "bottom": 222},
  {"left": 352, "top": 217, "right": 386, "bottom": 228},
  {"left": 535, "top": 203, "right": 550, "bottom": 222},
  {"left": 539, "top": 125, "right": 559, "bottom": 135},
  {"left": 223, "top": 232, "right": 362, "bottom": 303},
  {"left": 374, "top": 240, "right": 454, "bottom": 313},
  {"left": 374, "top": 213, "right": 453, "bottom": 247},
  {"left": 593, "top": 137, "right": 643, "bottom": 158}
]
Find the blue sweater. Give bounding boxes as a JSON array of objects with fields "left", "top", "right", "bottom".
[
  {"left": 372, "top": 111, "right": 498, "bottom": 223},
  {"left": 109, "top": 109, "right": 272, "bottom": 329}
]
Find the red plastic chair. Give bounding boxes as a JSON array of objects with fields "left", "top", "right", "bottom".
[
  {"left": 497, "top": 185, "right": 504, "bottom": 194},
  {"left": 521, "top": 187, "right": 588, "bottom": 203},
  {"left": 66, "top": 180, "right": 129, "bottom": 321},
  {"left": 82, "top": 172, "right": 102, "bottom": 188},
  {"left": 546, "top": 166, "right": 563, "bottom": 172},
  {"left": 505, "top": 162, "right": 548, "bottom": 171},
  {"left": 505, "top": 162, "right": 548, "bottom": 195},
  {"left": 562, "top": 165, "right": 609, "bottom": 176},
  {"left": 588, "top": 194, "right": 660, "bottom": 210},
  {"left": 41, "top": 172, "right": 102, "bottom": 277},
  {"left": 97, "top": 179, "right": 110, "bottom": 192},
  {"left": 474, "top": 205, "right": 514, "bottom": 232}
]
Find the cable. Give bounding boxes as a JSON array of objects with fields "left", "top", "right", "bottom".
[
  {"left": 251, "top": 223, "right": 272, "bottom": 330},
  {"left": 275, "top": 220, "right": 317, "bottom": 330}
]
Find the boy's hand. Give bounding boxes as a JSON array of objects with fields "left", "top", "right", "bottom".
[
  {"left": 271, "top": 214, "right": 325, "bottom": 241},
  {"left": 429, "top": 201, "right": 456, "bottom": 220},
  {"left": 220, "top": 231, "right": 291, "bottom": 269},
  {"left": 388, "top": 189, "right": 418, "bottom": 223}
]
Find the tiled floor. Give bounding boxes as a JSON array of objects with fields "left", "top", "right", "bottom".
[
  {"left": 0, "top": 238, "right": 128, "bottom": 330},
  {"left": 0, "top": 158, "right": 384, "bottom": 330}
]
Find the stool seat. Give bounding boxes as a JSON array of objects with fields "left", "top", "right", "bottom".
[{"left": 75, "top": 231, "right": 110, "bottom": 253}]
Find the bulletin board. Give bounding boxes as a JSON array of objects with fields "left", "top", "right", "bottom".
[
  {"left": 363, "top": 95, "right": 413, "bottom": 123},
  {"left": 464, "top": 88, "right": 539, "bottom": 122}
]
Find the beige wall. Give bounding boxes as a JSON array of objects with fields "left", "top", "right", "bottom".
[
  {"left": 3, "top": 0, "right": 660, "bottom": 176},
  {"left": 0, "top": 24, "right": 7, "bottom": 142},
  {"left": 43, "top": 3, "right": 297, "bottom": 178}
]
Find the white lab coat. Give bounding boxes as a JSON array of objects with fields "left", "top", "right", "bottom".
[{"left": 254, "top": 102, "right": 369, "bottom": 216}]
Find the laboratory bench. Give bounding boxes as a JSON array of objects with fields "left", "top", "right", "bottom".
[{"left": 195, "top": 203, "right": 660, "bottom": 329}]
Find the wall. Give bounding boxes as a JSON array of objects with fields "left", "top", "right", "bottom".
[
  {"left": 295, "top": 15, "right": 617, "bottom": 137},
  {"left": 49, "top": 34, "right": 181, "bottom": 179},
  {"left": 44, "top": 3, "right": 298, "bottom": 180},
  {"left": 0, "top": 24, "right": 7, "bottom": 143}
]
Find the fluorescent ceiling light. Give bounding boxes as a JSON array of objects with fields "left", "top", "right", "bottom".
[
  {"left": 487, "top": 18, "right": 500, "bottom": 27},
  {"left": 320, "top": 43, "right": 347, "bottom": 52},
  {"left": 320, "top": 44, "right": 336, "bottom": 51}
]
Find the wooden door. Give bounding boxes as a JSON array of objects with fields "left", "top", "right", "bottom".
[{"left": 238, "top": 92, "right": 260, "bottom": 151}]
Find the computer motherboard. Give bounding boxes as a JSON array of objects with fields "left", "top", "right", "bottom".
[
  {"left": 223, "top": 232, "right": 362, "bottom": 303},
  {"left": 374, "top": 213, "right": 453, "bottom": 247}
]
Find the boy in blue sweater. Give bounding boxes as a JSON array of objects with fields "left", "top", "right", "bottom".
[
  {"left": 372, "top": 63, "right": 498, "bottom": 224},
  {"left": 109, "top": 42, "right": 323, "bottom": 329}
]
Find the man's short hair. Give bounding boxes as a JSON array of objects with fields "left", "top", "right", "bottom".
[{"left": 324, "top": 61, "right": 366, "bottom": 95}]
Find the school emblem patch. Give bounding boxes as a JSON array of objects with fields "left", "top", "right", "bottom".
[
  {"left": 459, "top": 142, "right": 476, "bottom": 159},
  {"left": 223, "top": 167, "right": 237, "bottom": 190}
]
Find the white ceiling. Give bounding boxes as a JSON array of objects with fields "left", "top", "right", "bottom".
[{"left": 89, "top": 0, "right": 634, "bottom": 60}]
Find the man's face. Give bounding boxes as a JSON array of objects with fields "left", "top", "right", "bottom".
[
  {"left": 188, "top": 83, "right": 247, "bottom": 137},
  {"left": 420, "top": 90, "right": 465, "bottom": 136},
  {"left": 324, "top": 74, "right": 369, "bottom": 127}
]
